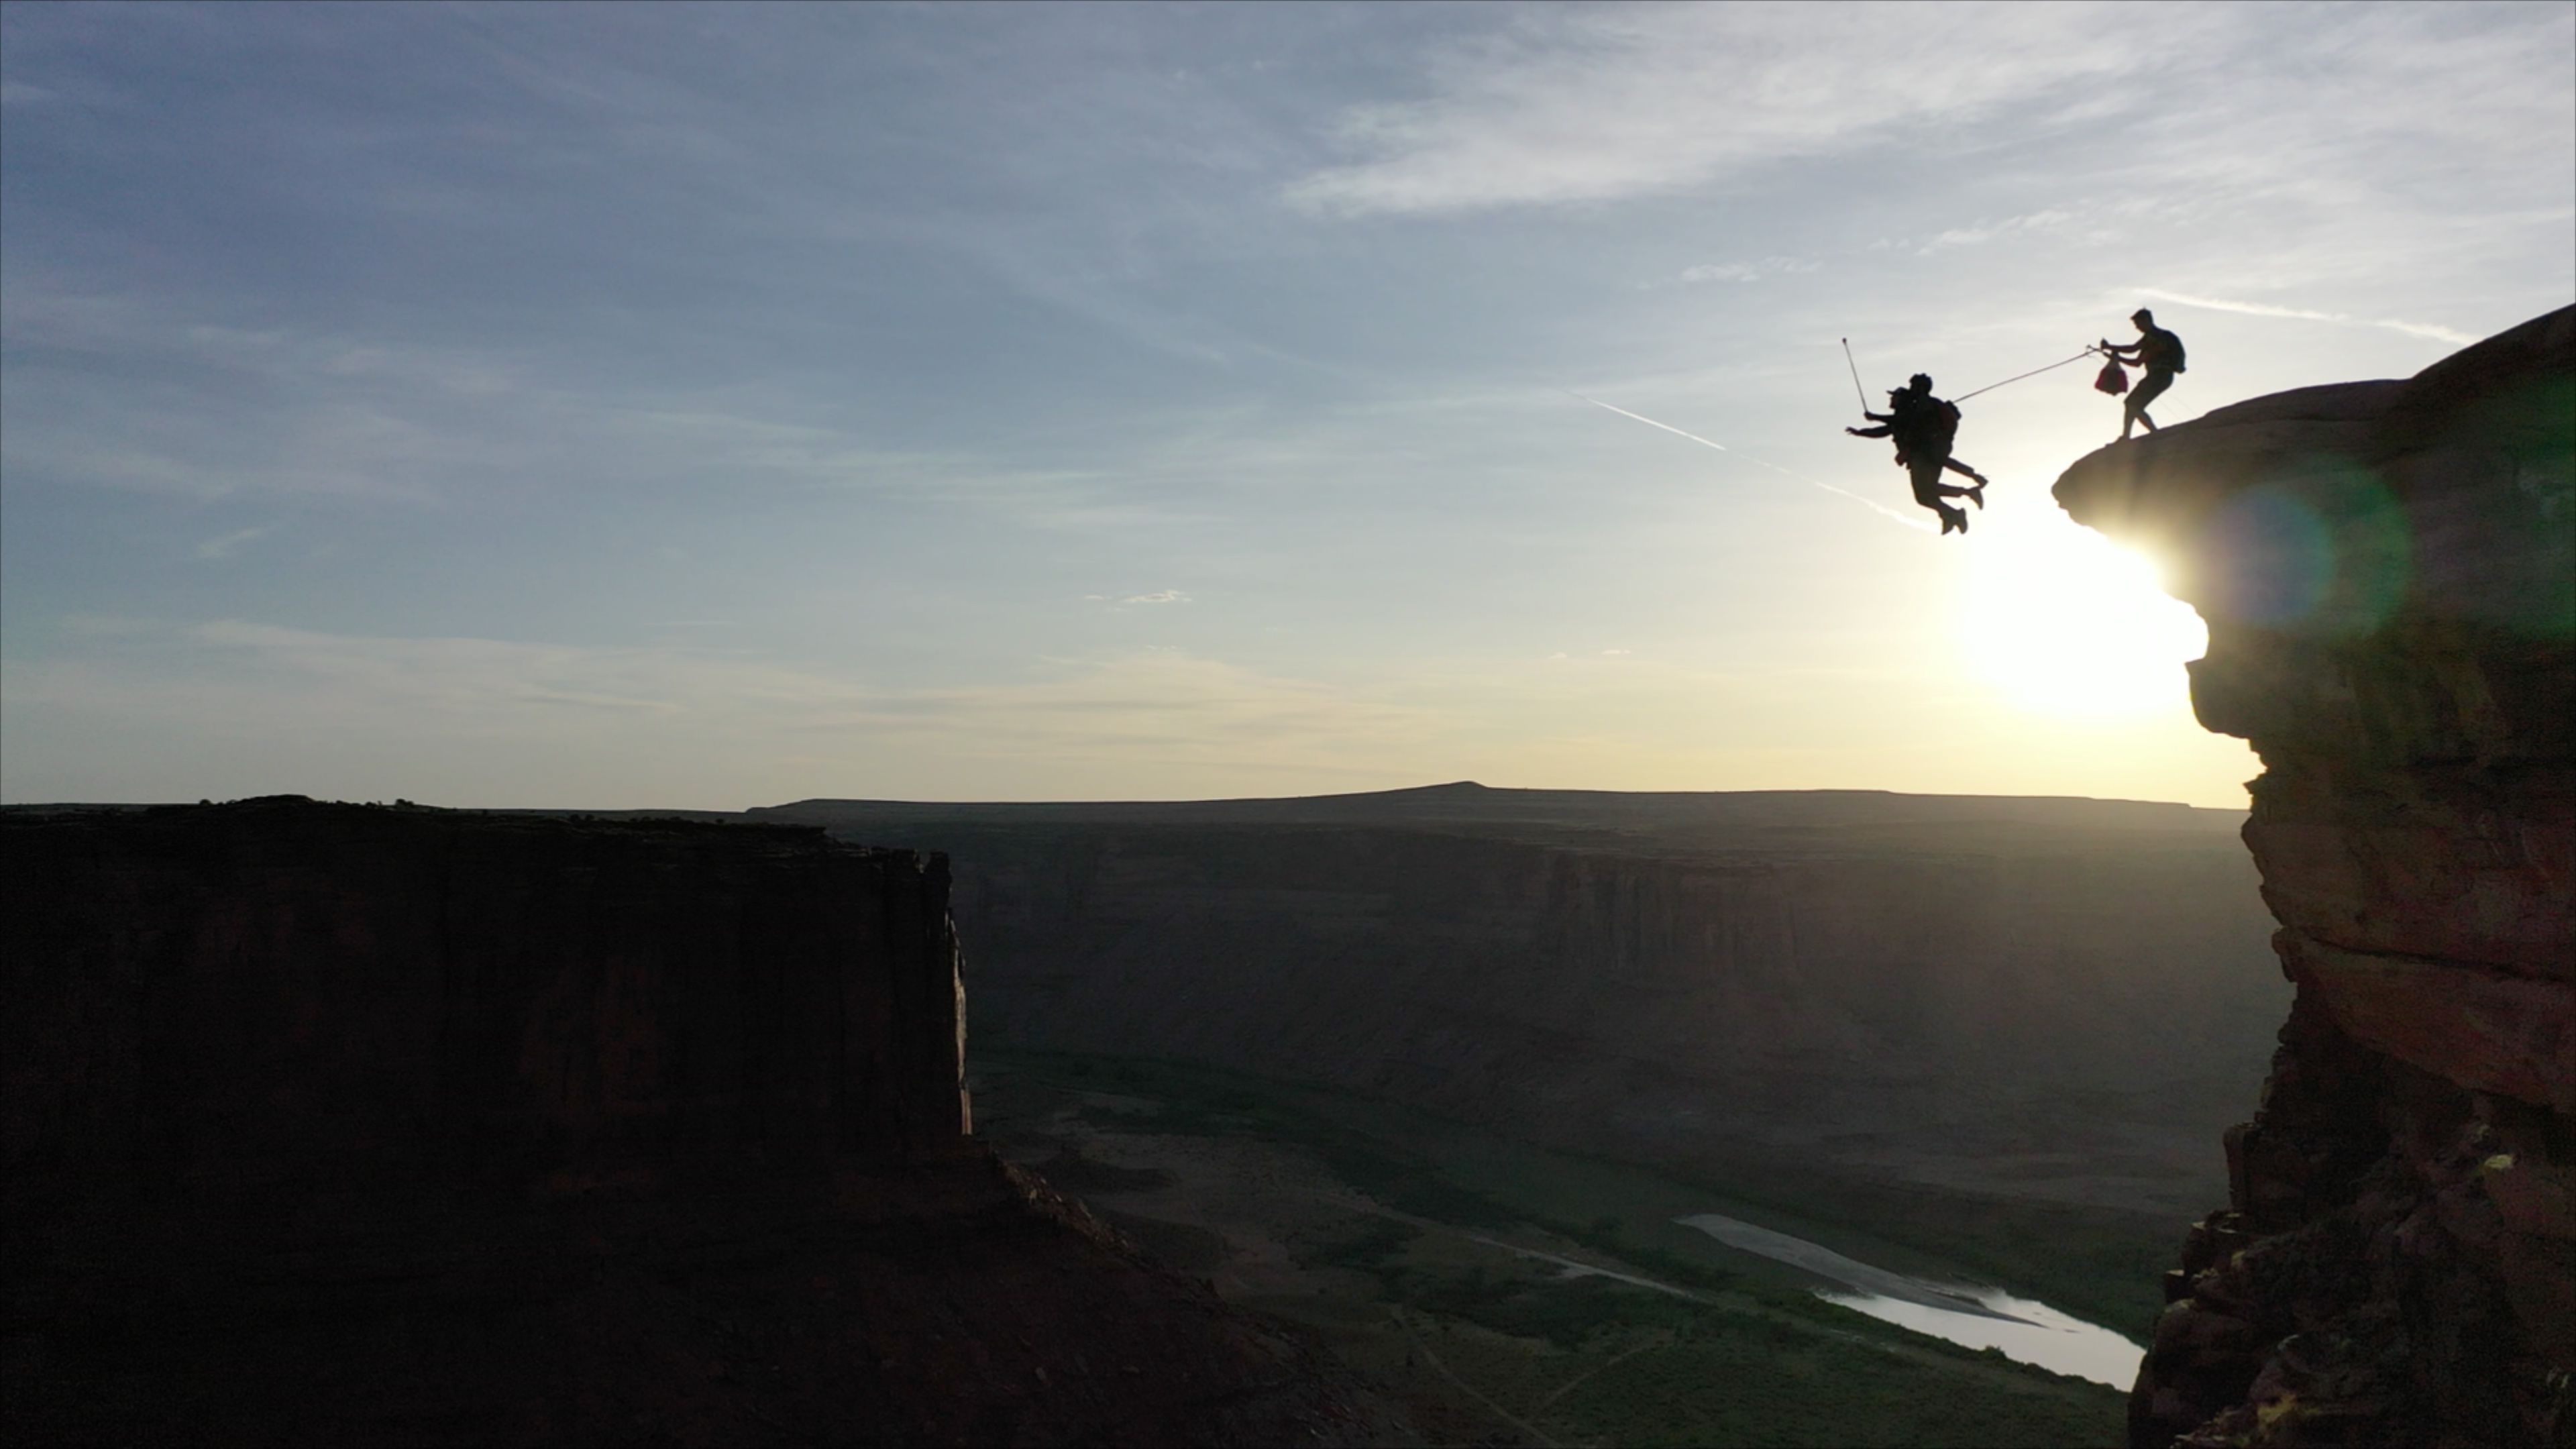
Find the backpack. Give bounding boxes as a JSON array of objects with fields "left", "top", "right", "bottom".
[{"left": 1890, "top": 395, "right": 1960, "bottom": 460}]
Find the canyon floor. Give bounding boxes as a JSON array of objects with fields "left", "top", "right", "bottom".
[{"left": 972, "top": 1048, "right": 2145, "bottom": 1448}]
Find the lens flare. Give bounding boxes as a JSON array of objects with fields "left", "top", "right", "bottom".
[{"left": 2195, "top": 467, "right": 2412, "bottom": 636}]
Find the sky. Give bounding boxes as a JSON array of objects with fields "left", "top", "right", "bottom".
[{"left": 3, "top": 1, "right": 2571, "bottom": 810}]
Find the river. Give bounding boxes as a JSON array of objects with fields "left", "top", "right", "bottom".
[{"left": 1673, "top": 1212, "right": 2145, "bottom": 1389}]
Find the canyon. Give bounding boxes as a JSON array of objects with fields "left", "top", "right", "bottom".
[
  {"left": 755, "top": 786, "right": 2289, "bottom": 1221},
  {"left": 2055, "top": 305, "right": 2573, "bottom": 1447},
  {"left": 9, "top": 309, "right": 2561, "bottom": 1446}
]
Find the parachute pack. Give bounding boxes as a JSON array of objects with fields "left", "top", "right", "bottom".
[{"left": 1890, "top": 392, "right": 1961, "bottom": 458}]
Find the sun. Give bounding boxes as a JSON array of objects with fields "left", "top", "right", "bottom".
[{"left": 1957, "top": 508, "right": 2207, "bottom": 717}]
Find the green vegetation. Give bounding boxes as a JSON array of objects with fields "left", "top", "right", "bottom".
[
  {"left": 1038, "top": 1053, "right": 1525, "bottom": 1229},
  {"left": 1290, "top": 1215, "right": 1421, "bottom": 1280},
  {"left": 993, "top": 1047, "right": 2173, "bottom": 1334},
  {"left": 1414, "top": 1267, "right": 1703, "bottom": 1350},
  {"left": 973, "top": 1049, "right": 2135, "bottom": 1448}
]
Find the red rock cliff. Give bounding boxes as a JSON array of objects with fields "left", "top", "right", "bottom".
[
  {"left": 1, "top": 798, "right": 1392, "bottom": 1446},
  {"left": 2053, "top": 307, "right": 2575, "bottom": 1448}
]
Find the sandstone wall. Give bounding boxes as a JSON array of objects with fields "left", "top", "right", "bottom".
[{"left": 2054, "top": 306, "right": 2574, "bottom": 1447}]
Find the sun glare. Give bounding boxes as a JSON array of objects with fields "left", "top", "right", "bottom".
[{"left": 1958, "top": 511, "right": 2208, "bottom": 717}]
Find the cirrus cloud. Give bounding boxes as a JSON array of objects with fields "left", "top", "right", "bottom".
[{"left": 1285, "top": 3, "right": 2184, "bottom": 216}]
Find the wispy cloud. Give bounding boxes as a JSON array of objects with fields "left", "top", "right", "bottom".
[
  {"left": 180, "top": 621, "right": 704, "bottom": 718},
  {"left": 1083, "top": 588, "right": 1196, "bottom": 610},
  {"left": 0, "top": 278, "right": 1146, "bottom": 524},
  {"left": 1679, "top": 256, "right": 1819, "bottom": 285},
  {"left": 2129, "top": 288, "right": 2479, "bottom": 346},
  {"left": 1281, "top": 0, "right": 2573, "bottom": 299},
  {"left": 1919, "top": 210, "right": 2078, "bottom": 254},
  {"left": 194, "top": 525, "right": 277, "bottom": 560},
  {"left": 1284, "top": 4, "right": 2178, "bottom": 216}
]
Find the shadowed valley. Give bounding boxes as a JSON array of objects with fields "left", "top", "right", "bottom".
[{"left": 755, "top": 784, "right": 2289, "bottom": 1222}]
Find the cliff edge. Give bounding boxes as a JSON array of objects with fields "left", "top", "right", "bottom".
[
  {"left": 1, "top": 799, "right": 1395, "bottom": 1446},
  {"left": 2054, "top": 307, "right": 2574, "bottom": 1448}
]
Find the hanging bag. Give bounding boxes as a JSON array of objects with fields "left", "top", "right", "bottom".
[{"left": 2094, "top": 357, "right": 2130, "bottom": 396}]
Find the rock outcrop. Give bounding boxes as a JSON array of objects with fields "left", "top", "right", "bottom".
[
  {"left": 1, "top": 798, "right": 1395, "bottom": 1446},
  {"left": 2054, "top": 307, "right": 2575, "bottom": 1447}
]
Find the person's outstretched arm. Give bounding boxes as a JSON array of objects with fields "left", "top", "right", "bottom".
[{"left": 1846, "top": 423, "right": 1892, "bottom": 437}]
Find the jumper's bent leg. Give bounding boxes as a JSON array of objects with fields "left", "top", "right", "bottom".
[
  {"left": 1942, "top": 457, "right": 1989, "bottom": 506},
  {"left": 1911, "top": 470, "right": 1970, "bottom": 534},
  {"left": 2124, "top": 372, "right": 2173, "bottom": 439}
]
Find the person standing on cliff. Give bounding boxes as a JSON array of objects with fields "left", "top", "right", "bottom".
[
  {"left": 1846, "top": 374, "right": 1988, "bottom": 535},
  {"left": 2100, "top": 308, "right": 2186, "bottom": 439}
]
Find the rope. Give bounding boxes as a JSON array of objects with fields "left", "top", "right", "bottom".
[
  {"left": 1841, "top": 337, "right": 1870, "bottom": 415},
  {"left": 1954, "top": 347, "right": 2102, "bottom": 402}
]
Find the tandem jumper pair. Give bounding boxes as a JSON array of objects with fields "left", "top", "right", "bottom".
[{"left": 1841, "top": 309, "right": 2187, "bottom": 536}]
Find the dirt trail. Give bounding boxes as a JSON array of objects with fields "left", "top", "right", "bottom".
[
  {"left": 1388, "top": 1307, "right": 1560, "bottom": 1449},
  {"left": 1536, "top": 1337, "right": 1660, "bottom": 1413}
]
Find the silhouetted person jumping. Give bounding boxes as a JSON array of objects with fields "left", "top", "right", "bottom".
[
  {"left": 2100, "top": 308, "right": 2185, "bottom": 439},
  {"left": 1847, "top": 374, "right": 1986, "bottom": 535}
]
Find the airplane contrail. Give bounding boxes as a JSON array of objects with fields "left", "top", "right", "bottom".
[{"left": 1565, "top": 390, "right": 1933, "bottom": 531}]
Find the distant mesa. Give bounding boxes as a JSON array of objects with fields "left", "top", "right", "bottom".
[{"left": 751, "top": 779, "right": 2226, "bottom": 833}]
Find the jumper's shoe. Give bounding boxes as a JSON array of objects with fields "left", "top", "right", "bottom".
[
  {"left": 1951, "top": 506, "right": 1972, "bottom": 535},
  {"left": 1966, "top": 482, "right": 1986, "bottom": 510},
  {"left": 1938, "top": 506, "right": 1963, "bottom": 535}
]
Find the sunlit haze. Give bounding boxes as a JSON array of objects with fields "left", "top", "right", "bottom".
[
  {"left": 1961, "top": 513, "right": 2206, "bottom": 719},
  {"left": 5, "top": 3, "right": 2571, "bottom": 808}
]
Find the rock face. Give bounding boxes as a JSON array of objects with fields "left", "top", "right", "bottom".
[
  {"left": 1, "top": 798, "right": 1393, "bottom": 1446},
  {"left": 758, "top": 788, "right": 2289, "bottom": 1217},
  {"left": 2053, "top": 307, "right": 2575, "bottom": 1448}
]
